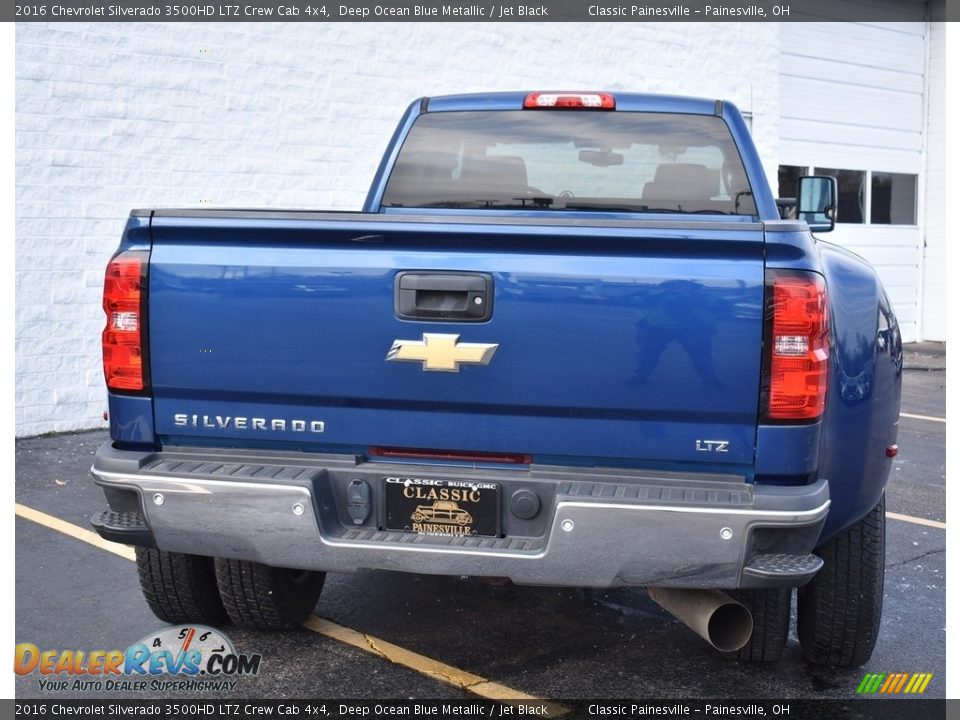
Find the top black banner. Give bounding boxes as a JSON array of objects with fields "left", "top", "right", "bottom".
[{"left": 7, "top": 0, "right": 946, "bottom": 23}]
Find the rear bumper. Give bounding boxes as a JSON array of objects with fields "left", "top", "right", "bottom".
[{"left": 91, "top": 442, "right": 829, "bottom": 589}]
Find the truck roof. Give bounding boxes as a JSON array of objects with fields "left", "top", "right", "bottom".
[{"left": 424, "top": 91, "right": 723, "bottom": 115}]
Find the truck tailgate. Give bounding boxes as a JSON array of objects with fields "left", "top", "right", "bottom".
[{"left": 147, "top": 213, "right": 764, "bottom": 466}]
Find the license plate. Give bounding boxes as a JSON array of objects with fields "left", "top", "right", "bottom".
[{"left": 383, "top": 477, "right": 500, "bottom": 537}]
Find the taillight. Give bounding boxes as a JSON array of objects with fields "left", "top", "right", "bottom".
[
  {"left": 762, "top": 271, "right": 829, "bottom": 421},
  {"left": 523, "top": 92, "right": 616, "bottom": 110},
  {"left": 102, "top": 252, "right": 148, "bottom": 392}
]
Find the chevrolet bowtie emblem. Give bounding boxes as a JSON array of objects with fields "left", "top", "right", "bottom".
[{"left": 386, "top": 333, "right": 499, "bottom": 373}]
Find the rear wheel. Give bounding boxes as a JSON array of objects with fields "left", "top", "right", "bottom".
[
  {"left": 136, "top": 548, "right": 227, "bottom": 625},
  {"left": 797, "top": 495, "right": 885, "bottom": 667},
  {"left": 215, "top": 558, "right": 325, "bottom": 630},
  {"left": 728, "top": 588, "right": 791, "bottom": 663}
]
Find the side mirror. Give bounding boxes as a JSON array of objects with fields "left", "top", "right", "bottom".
[{"left": 797, "top": 175, "right": 837, "bottom": 233}]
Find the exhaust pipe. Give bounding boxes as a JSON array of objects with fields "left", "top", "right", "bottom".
[{"left": 647, "top": 587, "right": 753, "bottom": 653}]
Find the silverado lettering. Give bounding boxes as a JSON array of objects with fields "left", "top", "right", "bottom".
[
  {"left": 172, "top": 414, "right": 325, "bottom": 433},
  {"left": 92, "top": 91, "right": 901, "bottom": 668}
]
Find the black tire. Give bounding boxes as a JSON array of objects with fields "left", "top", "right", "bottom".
[
  {"left": 728, "top": 588, "right": 792, "bottom": 663},
  {"left": 136, "top": 548, "right": 227, "bottom": 625},
  {"left": 215, "top": 558, "right": 325, "bottom": 630},
  {"left": 797, "top": 495, "right": 885, "bottom": 667}
]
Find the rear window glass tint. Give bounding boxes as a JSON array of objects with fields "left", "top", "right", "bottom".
[{"left": 382, "top": 111, "right": 756, "bottom": 216}]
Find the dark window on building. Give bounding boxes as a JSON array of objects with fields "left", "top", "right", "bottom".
[
  {"left": 778, "top": 165, "right": 807, "bottom": 199},
  {"left": 815, "top": 167, "right": 865, "bottom": 223},
  {"left": 871, "top": 172, "right": 917, "bottom": 225}
]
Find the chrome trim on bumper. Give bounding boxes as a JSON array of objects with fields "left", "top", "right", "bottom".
[{"left": 92, "top": 453, "right": 830, "bottom": 589}]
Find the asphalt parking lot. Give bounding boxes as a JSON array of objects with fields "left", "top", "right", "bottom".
[{"left": 14, "top": 345, "right": 946, "bottom": 704}]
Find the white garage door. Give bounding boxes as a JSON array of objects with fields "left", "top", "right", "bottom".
[
  {"left": 922, "top": 15, "right": 946, "bottom": 341},
  {"left": 779, "top": 19, "right": 928, "bottom": 342}
]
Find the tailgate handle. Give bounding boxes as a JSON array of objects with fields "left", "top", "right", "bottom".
[{"left": 395, "top": 272, "right": 493, "bottom": 322}]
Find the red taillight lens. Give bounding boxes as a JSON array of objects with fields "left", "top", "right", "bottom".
[
  {"left": 102, "top": 253, "right": 147, "bottom": 392},
  {"left": 523, "top": 92, "right": 616, "bottom": 110},
  {"left": 765, "top": 273, "right": 829, "bottom": 421}
]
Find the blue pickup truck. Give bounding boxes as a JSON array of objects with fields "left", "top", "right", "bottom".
[{"left": 92, "top": 91, "right": 901, "bottom": 667}]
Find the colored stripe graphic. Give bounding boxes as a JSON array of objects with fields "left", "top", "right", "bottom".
[
  {"left": 858, "top": 672, "right": 933, "bottom": 694},
  {"left": 886, "top": 673, "right": 908, "bottom": 693},
  {"left": 857, "top": 674, "right": 885, "bottom": 693},
  {"left": 893, "top": 673, "right": 909, "bottom": 693},
  {"left": 905, "top": 673, "right": 933, "bottom": 694}
]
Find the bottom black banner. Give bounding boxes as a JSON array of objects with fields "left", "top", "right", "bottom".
[{"left": 6, "top": 699, "right": 951, "bottom": 720}]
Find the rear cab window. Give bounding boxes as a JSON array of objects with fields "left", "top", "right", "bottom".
[{"left": 382, "top": 111, "right": 758, "bottom": 216}]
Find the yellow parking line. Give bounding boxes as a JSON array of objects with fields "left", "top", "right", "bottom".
[
  {"left": 15, "top": 503, "right": 135, "bottom": 561},
  {"left": 304, "top": 617, "right": 569, "bottom": 717},
  {"left": 15, "top": 502, "right": 568, "bottom": 717},
  {"left": 899, "top": 412, "right": 945, "bottom": 424},
  {"left": 886, "top": 512, "right": 946, "bottom": 530}
]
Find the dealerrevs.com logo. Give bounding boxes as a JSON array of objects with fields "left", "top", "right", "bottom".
[{"left": 15, "top": 626, "right": 262, "bottom": 693}]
